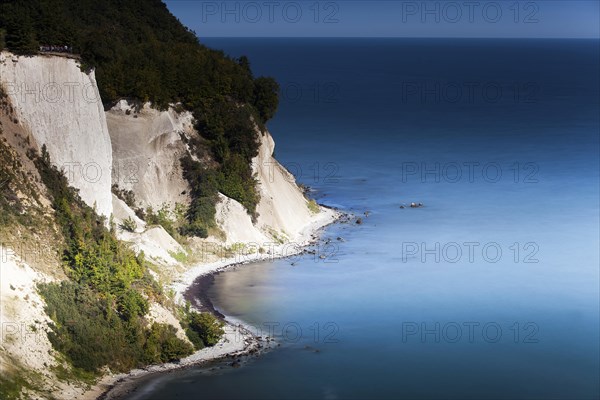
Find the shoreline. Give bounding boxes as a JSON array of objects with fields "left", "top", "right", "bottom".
[
  {"left": 87, "top": 206, "right": 344, "bottom": 400},
  {"left": 171, "top": 205, "right": 342, "bottom": 304},
  {"left": 93, "top": 323, "right": 269, "bottom": 400}
]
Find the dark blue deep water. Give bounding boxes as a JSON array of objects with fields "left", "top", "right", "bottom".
[{"left": 130, "top": 39, "right": 599, "bottom": 399}]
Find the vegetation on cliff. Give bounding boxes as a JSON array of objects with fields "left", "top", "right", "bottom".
[
  {"left": 183, "top": 310, "right": 225, "bottom": 350},
  {"left": 33, "top": 145, "right": 194, "bottom": 372},
  {"left": 32, "top": 146, "right": 229, "bottom": 375},
  {"left": 0, "top": 0, "right": 280, "bottom": 229}
]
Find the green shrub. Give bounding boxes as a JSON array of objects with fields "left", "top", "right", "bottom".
[
  {"left": 117, "top": 289, "right": 149, "bottom": 321},
  {"left": 39, "top": 282, "right": 132, "bottom": 372},
  {"left": 184, "top": 328, "right": 204, "bottom": 351},
  {"left": 179, "top": 222, "right": 208, "bottom": 239},
  {"left": 145, "top": 206, "right": 175, "bottom": 235},
  {"left": 112, "top": 185, "right": 137, "bottom": 209},
  {"left": 185, "top": 311, "right": 225, "bottom": 349},
  {"left": 39, "top": 282, "right": 193, "bottom": 372},
  {"left": 119, "top": 216, "right": 137, "bottom": 232},
  {"left": 144, "top": 323, "right": 194, "bottom": 364},
  {"left": 143, "top": 204, "right": 190, "bottom": 244}
]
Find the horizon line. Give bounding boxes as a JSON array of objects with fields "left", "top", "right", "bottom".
[{"left": 199, "top": 36, "right": 600, "bottom": 40}]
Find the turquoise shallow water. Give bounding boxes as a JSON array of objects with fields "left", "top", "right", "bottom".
[{"left": 129, "top": 39, "right": 599, "bottom": 399}]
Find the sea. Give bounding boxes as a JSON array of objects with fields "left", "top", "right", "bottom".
[{"left": 127, "top": 38, "right": 600, "bottom": 400}]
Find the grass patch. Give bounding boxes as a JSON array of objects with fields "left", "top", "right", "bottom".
[
  {"left": 267, "top": 228, "right": 288, "bottom": 244},
  {"left": 168, "top": 250, "right": 188, "bottom": 264},
  {"left": 51, "top": 362, "right": 97, "bottom": 386},
  {"left": 307, "top": 199, "right": 320, "bottom": 214},
  {"left": 0, "top": 361, "right": 48, "bottom": 400}
]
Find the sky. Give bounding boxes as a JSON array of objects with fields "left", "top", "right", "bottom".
[{"left": 164, "top": 0, "right": 600, "bottom": 38}]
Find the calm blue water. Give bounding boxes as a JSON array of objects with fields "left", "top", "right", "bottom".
[{"left": 131, "top": 39, "right": 599, "bottom": 399}]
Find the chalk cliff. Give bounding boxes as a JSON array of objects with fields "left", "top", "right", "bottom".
[
  {"left": 0, "top": 52, "right": 335, "bottom": 399},
  {"left": 0, "top": 53, "right": 113, "bottom": 217}
]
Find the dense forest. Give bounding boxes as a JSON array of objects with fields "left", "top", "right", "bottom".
[{"left": 0, "top": 0, "right": 280, "bottom": 233}]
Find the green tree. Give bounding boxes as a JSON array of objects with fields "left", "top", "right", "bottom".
[
  {"left": 144, "top": 323, "right": 193, "bottom": 363},
  {"left": 253, "top": 77, "right": 280, "bottom": 122},
  {"left": 3, "top": 13, "right": 38, "bottom": 54},
  {"left": 186, "top": 312, "right": 225, "bottom": 348}
]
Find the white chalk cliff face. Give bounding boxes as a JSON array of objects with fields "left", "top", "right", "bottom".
[
  {"left": 106, "top": 100, "right": 317, "bottom": 246},
  {"left": 106, "top": 101, "right": 192, "bottom": 209},
  {"left": 215, "top": 192, "right": 269, "bottom": 245},
  {"left": 212, "top": 131, "right": 317, "bottom": 245},
  {"left": 0, "top": 52, "right": 113, "bottom": 217},
  {"left": 253, "top": 131, "right": 314, "bottom": 241},
  {"left": 0, "top": 52, "right": 320, "bottom": 252}
]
